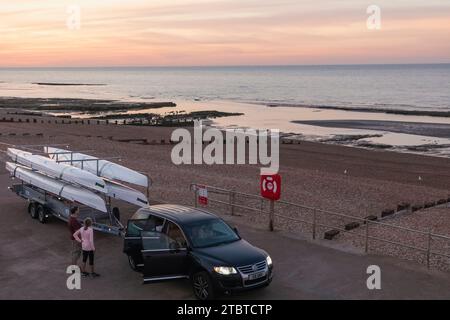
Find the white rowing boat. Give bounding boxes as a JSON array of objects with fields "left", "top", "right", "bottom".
[
  {"left": 6, "top": 162, "right": 107, "bottom": 212},
  {"left": 44, "top": 147, "right": 148, "bottom": 187},
  {"left": 105, "top": 180, "right": 148, "bottom": 207},
  {"left": 7, "top": 148, "right": 107, "bottom": 193}
]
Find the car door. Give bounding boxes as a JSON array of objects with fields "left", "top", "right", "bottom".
[
  {"left": 124, "top": 216, "right": 165, "bottom": 267},
  {"left": 141, "top": 219, "right": 189, "bottom": 282},
  {"left": 124, "top": 219, "right": 149, "bottom": 267}
]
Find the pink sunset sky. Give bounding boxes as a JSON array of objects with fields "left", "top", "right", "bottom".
[{"left": 1, "top": 0, "right": 450, "bottom": 67}]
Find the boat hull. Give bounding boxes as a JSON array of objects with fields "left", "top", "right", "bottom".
[
  {"left": 7, "top": 148, "right": 107, "bottom": 193},
  {"left": 45, "top": 147, "right": 148, "bottom": 187},
  {"left": 6, "top": 162, "right": 107, "bottom": 212}
]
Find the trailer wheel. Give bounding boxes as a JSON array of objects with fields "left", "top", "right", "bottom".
[
  {"left": 37, "top": 205, "right": 47, "bottom": 224},
  {"left": 29, "top": 203, "right": 38, "bottom": 219}
]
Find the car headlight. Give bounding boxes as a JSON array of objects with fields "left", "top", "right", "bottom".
[
  {"left": 213, "top": 266, "right": 237, "bottom": 275},
  {"left": 266, "top": 255, "right": 273, "bottom": 266}
]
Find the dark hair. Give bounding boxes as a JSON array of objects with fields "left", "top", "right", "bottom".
[
  {"left": 70, "top": 206, "right": 79, "bottom": 215},
  {"left": 84, "top": 218, "right": 92, "bottom": 230}
]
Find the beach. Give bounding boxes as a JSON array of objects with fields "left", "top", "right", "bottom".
[{"left": 2, "top": 112, "right": 450, "bottom": 270}]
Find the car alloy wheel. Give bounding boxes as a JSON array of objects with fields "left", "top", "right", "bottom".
[{"left": 193, "top": 272, "right": 212, "bottom": 300}]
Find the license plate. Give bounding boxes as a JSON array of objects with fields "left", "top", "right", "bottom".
[{"left": 248, "top": 271, "right": 266, "bottom": 280}]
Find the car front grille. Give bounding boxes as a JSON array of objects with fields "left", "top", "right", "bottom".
[
  {"left": 237, "top": 260, "right": 267, "bottom": 274},
  {"left": 244, "top": 276, "right": 268, "bottom": 286}
]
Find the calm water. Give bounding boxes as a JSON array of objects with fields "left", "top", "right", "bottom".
[
  {"left": 1, "top": 64, "right": 450, "bottom": 112},
  {"left": 3, "top": 64, "right": 450, "bottom": 154}
]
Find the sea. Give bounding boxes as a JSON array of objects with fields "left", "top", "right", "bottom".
[{"left": 1, "top": 64, "right": 450, "bottom": 154}]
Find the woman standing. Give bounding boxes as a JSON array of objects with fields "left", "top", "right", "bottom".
[{"left": 73, "top": 218, "right": 100, "bottom": 277}]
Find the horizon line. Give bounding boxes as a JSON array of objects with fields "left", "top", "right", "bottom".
[{"left": 1, "top": 62, "right": 450, "bottom": 69}]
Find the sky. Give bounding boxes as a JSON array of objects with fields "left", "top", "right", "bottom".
[{"left": 1, "top": 0, "right": 449, "bottom": 67}]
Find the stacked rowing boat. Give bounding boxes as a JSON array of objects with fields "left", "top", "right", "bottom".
[{"left": 6, "top": 147, "right": 149, "bottom": 213}]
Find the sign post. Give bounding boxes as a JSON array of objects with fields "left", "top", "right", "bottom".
[
  {"left": 198, "top": 185, "right": 208, "bottom": 206},
  {"left": 260, "top": 174, "right": 281, "bottom": 231}
]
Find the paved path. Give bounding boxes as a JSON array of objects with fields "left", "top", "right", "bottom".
[{"left": 0, "top": 172, "right": 449, "bottom": 299}]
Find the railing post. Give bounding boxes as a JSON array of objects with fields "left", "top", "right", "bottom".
[
  {"left": 194, "top": 187, "right": 198, "bottom": 208},
  {"left": 312, "top": 209, "right": 317, "bottom": 240},
  {"left": 229, "top": 191, "right": 235, "bottom": 216},
  {"left": 269, "top": 200, "right": 275, "bottom": 231},
  {"left": 365, "top": 220, "right": 369, "bottom": 253},
  {"left": 427, "top": 231, "right": 432, "bottom": 269}
]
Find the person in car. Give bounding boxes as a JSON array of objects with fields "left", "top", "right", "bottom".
[
  {"left": 166, "top": 222, "right": 186, "bottom": 248},
  {"left": 73, "top": 218, "right": 100, "bottom": 278}
]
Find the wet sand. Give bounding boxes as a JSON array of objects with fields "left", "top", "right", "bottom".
[
  {"left": 270, "top": 103, "right": 450, "bottom": 118},
  {"left": 0, "top": 97, "right": 176, "bottom": 113},
  {"left": 293, "top": 119, "right": 450, "bottom": 139}
]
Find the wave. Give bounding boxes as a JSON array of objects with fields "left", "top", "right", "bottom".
[{"left": 32, "top": 82, "right": 106, "bottom": 86}]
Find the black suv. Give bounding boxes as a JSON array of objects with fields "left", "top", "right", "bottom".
[{"left": 123, "top": 204, "right": 273, "bottom": 299}]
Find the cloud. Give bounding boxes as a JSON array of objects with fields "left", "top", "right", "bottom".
[{"left": 0, "top": 0, "right": 449, "bottom": 66}]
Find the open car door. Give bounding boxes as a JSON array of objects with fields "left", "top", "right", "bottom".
[
  {"left": 141, "top": 228, "right": 189, "bottom": 282},
  {"left": 124, "top": 215, "right": 166, "bottom": 270}
]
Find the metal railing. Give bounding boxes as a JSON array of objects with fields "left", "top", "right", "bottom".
[{"left": 190, "top": 183, "right": 450, "bottom": 270}]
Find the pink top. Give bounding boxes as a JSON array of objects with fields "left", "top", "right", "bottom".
[{"left": 73, "top": 227, "right": 95, "bottom": 251}]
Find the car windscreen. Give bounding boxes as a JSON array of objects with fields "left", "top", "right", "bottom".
[{"left": 185, "top": 218, "right": 240, "bottom": 248}]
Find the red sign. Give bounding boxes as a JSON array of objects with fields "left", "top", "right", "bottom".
[
  {"left": 198, "top": 185, "right": 208, "bottom": 205},
  {"left": 260, "top": 174, "right": 281, "bottom": 200}
]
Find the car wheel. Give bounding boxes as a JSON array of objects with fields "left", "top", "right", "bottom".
[
  {"left": 192, "top": 271, "right": 215, "bottom": 300},
  {"left": 37, "top": 205, "right": 47, "bottom": 224},
  {"left": 29, "top": 203, "right": 38, "bottom": 219},
  {"left": 128, "top": 255, "right": 141, "bottom": 272}
]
